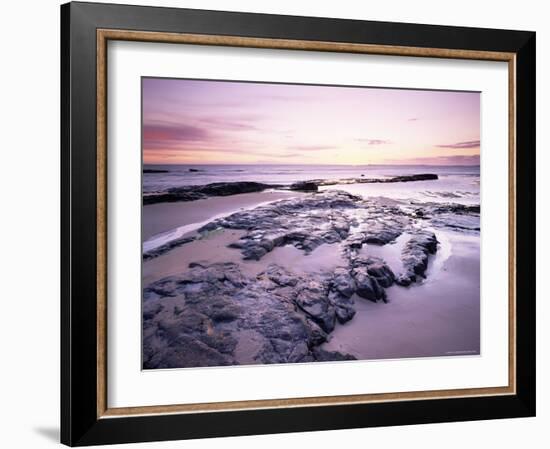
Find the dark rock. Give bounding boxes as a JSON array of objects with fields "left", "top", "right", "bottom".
[
  {"left": 409, "top": 202, "right": 480, "bottom": 231},
  {"left": 236, "top": 242, "right": 268, "bottom": 261},
  {"left": 143, "top": 278, "right": 179, "bottom": 300},
  {"left": 331, "top": 267, "right": 356, "bottom": 297},
  {"left": 335, "top": 305, "right": 356, "bottom": 324},
  {"left": 352, "top": 266, "right": 386, "bottom": 302},
  {"left": 396, "top": 231, "right": 438, "bottom": 286},
  {"left": 143, "top": 169, "right": 169, "bottom": 173},
  {"left": 295, "top": 280, "right": 336, "bottom": 333},
  {"left": 306, "top": 319, "right": 329, "bottom": 346},
  {"left": 363, "top": 228, "right": 402, "bottom": 245},
  {"left": 143, "top": 302, "right": 163, "bottom": 320},
  {"left": 284, "top": 231, "right": 325, "bottom": 253},
  {"left": 342, "top": 223, "right": 405, "bottom": 256},
  {"left": 312, "top": 348, "right": 357, "bottom": 362},
  {"left": 266, "top": 264, "right": 298, "bottom": 287},
  {"left": 428, "top": 204, "right": 480, "bottom": 231},
  {"left": 327, "top": 286, "right": 356, "bottom": 324},
  {"left": 144, "top": 334, "right": 235, "bottom": 369},
  {"left": 202, "top": 190, "right": 405, "bottom": 261},
  {"left": 143, "top": 235, "right": 195, "bottom": 260},
  {"left": 290, "top": 181, "right": 318, "bottom": 192},
  {"left": 433, "top": 203, "right": 480, "bottom": 214},
  {"left": 306, "top": 173, "right": 438, "bottom": 187},
  {"left": 199, "top": 182, "right": 270, "bottom": 197},
  {"left": 143, "top": 173, "right": 438, "bottom": 205},
  {"left": 387, "top": 173, "right": 438, "bottom": 182},
  {"left": 143, "top": 263, "right": 346, "bottom": 369},
  {"left": 144, "top": 181, "right": 275, "bottom": 205},
  {"left": 346, "top": 233, "right": 367, "bottom": 249},
  {"left": 353, "top": 256, "right": 395, "bottom": 288},
  {"left": 287, "top": 341, "right": 311, "bottom": 362},
  {"left": 429, "top": 215, "right": 480, "bottom": 231}
]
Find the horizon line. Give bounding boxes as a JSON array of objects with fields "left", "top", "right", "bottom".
[{"left": 143, "top": 162, "right": 481, "bottom": 167}]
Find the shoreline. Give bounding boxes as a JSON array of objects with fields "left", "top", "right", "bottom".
[
  {"left": 143, "top": 190, "right": 302, "bottom": 241},
  {"left": 322, "top": 230, "right": 480, "bottom": 359},
  {"left": 142, "top": 188, "right": 480, "bottom": 368},
  {"left": 143, "top": 173, "right": 440, "bottom": 205}
]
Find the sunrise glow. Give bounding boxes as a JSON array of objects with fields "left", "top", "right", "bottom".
[{"left": 142, "top": 78, "right": 480, "bottom": 166}]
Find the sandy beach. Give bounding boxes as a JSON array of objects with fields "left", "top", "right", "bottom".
[
  {"left": 142, "top": 183, "right": 480, "bottom": 368},
  {"left": 322, "top": 231, "right": 480, "bottom": 359},
  {"left": 143, "top": 190, "right": 301, "bottom": 240}
]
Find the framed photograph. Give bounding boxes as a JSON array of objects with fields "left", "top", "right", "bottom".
[{"left": 61, "top": 1, "right": 536, "bottom": 446}]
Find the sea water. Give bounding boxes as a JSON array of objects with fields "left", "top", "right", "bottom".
[
  {"left": 143, "top": 164, "right": 480, "bottom": 206},
  {"left": 142, "top": 164, "right": 480, "bottom": 252}
]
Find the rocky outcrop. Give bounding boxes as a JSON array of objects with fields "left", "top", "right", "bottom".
[
  {"left": 395, "top": 231, "right": 438, "bottom": 286},
  {"left": 350, "top": 256, "right": 396, "bottom": 302},
  {"left": 143, "top": 181, "right": 275, "bottom": 205},
  {"left": 310, "top": 173, "right": 438, "bottom": 186},
  {"left": 388, "top": 173, "right": 438, "bottom": 182},
  {"left": 143, "top": 189, "right": 478, "bottom": 276},
  {"left": 220, "top": 193, "right": 444, "bottom": 292},
  {"left": 312, "top": 348, "right": 357, "bottom": 361},
  {"left": 409, "top": 202, "right": 480, "bottom": 231},
  {"left": 143, "top": 236, "right": 195, "bottom": 261},
  {"left": 353, "top": 267, "right": 385, "bottom": 302},
  {"left": 344, "top": 226, "right": 403, "bottom": 250},
  {"left": 143, "top": 262, "right": 356, "bottom": 369},
  {"left": 290, "top": 181, "right": 318, "bottom": 191},
  {"left": 141, "top": 187, "right": 485, "bottom": 368},
  {"left": 143, "top": 174, "right": 439, "bottom": 205},
  {"left": 143, "top": 169, "right": 169, "bottom": 173},
  {"left": 201, "top": 191, "right": 407, "bottom": 261}
]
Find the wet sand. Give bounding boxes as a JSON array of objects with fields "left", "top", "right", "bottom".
[
  {"left": 322, "top": 231, "right": 480, "bottom": 359},
  {"left": 143, "top": 191, "right": 480, "bottom": 362},
  {"left": 143, "top": 229, "right": 246, "bottom": 285},
  {"left": 143, "top": 232, "right": 348, "bottom": 285},
  {"left": 143, "top": 190, "right": 300, "bottom": 240}
]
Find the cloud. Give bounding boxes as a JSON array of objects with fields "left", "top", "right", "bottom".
[
  {"left": 264, "top": 94, "right": 309, "bottom": 102},
  {"left": 143, "top": 114, "right": 269, "bottom": 152},
  {"left": 356, "top": 139, "right": 391, "bottom": 146},
  {"left": 286, "top": 144, "right": 334, "bottom": 151},
  {"left": 198, "top": 115, "right": 263, "bottom": 131},
  {"left": 196, "top": 93, "right": 309, "bottom": 109},
  {"left": 388, "top": 155, "right": 480, "bottom": 165},
  {"left": 143, "top": 144, "right": 302, "bottom": 160},
  {"left": 263, "top": 152, "right": 301, "bottom": 158},
  {"left": 143, "top": 122, "right": 211, "bottom": 149},
  {"left": 436, "top": 140, "right": 480, "bottom": 149}
]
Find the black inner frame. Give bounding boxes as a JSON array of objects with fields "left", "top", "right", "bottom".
[{"left": 61, "top": 2, "right": 536, "bottom": 446}]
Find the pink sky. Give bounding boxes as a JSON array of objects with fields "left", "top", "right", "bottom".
[{"left": 142, "top": 78, "right": 480, "bottom": 165}]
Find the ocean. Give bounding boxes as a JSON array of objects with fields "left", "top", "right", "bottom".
[{"left": 143, "top": 164, "right": 480, "bottom": 206}]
